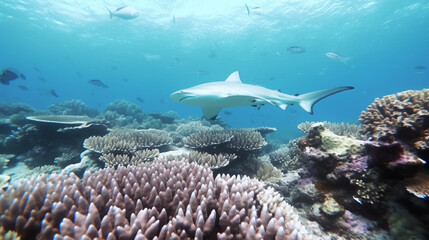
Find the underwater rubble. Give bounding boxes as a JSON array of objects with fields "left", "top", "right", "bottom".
[{"left": 0, "top": 90, "right": 428, "bottom": 239}]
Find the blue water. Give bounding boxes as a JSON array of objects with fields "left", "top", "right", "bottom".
[{"left": 1, "top": 0, "right": 428, "bottom": 139}]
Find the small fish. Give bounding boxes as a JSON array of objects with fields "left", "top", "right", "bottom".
[
  {"left": 326, "top": 52, "right": 349, "bottom": 63},
  {"left": 173, "top": 15, "right": 176, "bottom": 24},
  {"left": 287, "top": 46, "right": 305, "bottom": 54},
  {"left": 38, "top": 76, "right": 46, "bottom": 82},
  {"left": 415, "top": 65, "right": 427, "bottom": 70},
  {"left": 245, "top": 3, "right": 263, "bottom": 15},
  {"left": 208, "top": 49, "right": 217, "bottom": 58},
  {"left": 136, "top": 97, "right": 144, "bottom": 103},
  {"left": 1, "top": 68, "right": 26, "bottom": 85},
  {"left": 111, "top": 66, "right": 117, "bottom": 70},
  {"left": 33, "top": 67, "right": 41, "bottom": 72},
  {"left": 89, "top": 79, "right": 109, "bottom": 88},
  {"left": 75, "top": 72, "right": 83, "bottom": 78},
  {"left": 18, "top": 85, "right": 28, "bottom": 91},
  {"left": 50, "top": 89, "right": 58, "bottom": 98},
  {"left": 106, "top": 6, "right": 139, "bottom": 19},
  {"left": 223, "top": 111, "right": 232, "bottom": 115}
]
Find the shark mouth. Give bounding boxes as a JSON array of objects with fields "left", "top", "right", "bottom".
[{"left": 179, "top": 96, "right": 190, "bottom": 102}]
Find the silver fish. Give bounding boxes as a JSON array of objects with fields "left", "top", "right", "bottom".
[
  {"left": 326, "top": 52, "right": 349, "bottom": 63},
  {"left": 287, "top": 46, "right": 305, "bottom": 54},
  {"left": 106, "top": 6, "right": 139, "bottom": 19}
]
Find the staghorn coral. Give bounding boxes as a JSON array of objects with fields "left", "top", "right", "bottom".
[
  {"left": 84, "top": 128, "right": 172, "bottom": 154},
  {"left": 359, "top": 89, "right": 429, "bottom": 153},
  {"left": 0, "top": 160, "right": 308, "bottom": 240},
  {"left": 298, "top": 121, "right": 365, "bottom": 140},
  {"left": 101, "top": 149, "right": 160, "bottom": 167}
]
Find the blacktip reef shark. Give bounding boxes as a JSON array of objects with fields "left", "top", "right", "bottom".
[{"left": 170, "top": 71, "right": 354, "bottom": 120}]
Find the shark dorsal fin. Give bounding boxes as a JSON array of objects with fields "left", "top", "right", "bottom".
[{"left": 225, "top": 71, "right": 242, "bottom": 83}]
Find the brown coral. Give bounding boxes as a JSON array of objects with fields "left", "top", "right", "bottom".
[
  {"left": 359, "top": 89, "right": 429, "bottom": 152},
  {"left": 0, "top": 160, "right": 306, "bottom": 240},
  {"left": 405, "top": 171, "right": 429, "bottom": 198}
]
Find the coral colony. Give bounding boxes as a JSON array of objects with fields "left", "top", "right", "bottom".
[{"left": 0, "top": 89, "right": 428, "bottom": 239}]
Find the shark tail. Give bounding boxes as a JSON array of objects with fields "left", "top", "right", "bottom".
[
  {"left": 296, "top": 86, "right": 354, "bottom": 114},
  {"left": 245, "top": 3, "right": 250, "bottom": 16},
  {"left": 105, "top": 6, "right": 113, "bottom": 19}
]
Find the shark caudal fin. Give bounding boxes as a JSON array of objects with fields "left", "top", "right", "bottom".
[
  {"left": 297, "top": 86, "right": 354, "bottom": 114},
  {"left": 105, "top": 6, "right": 113, "bottom": 19}
]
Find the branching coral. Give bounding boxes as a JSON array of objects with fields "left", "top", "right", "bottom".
[
  {"left": 359, "top": 89, "right": 429, "bottom": 153},
  {"left": 269, "top": 139, "right": 303, "bottom": 171},
  {"left": 0, "top": 160, "right": 307, "bottom": 239},
  {"left": 186, "top": 151, "right": 237, "bottom": 169},
  {"left": 84, "top": 128, "right": 171, "bottom": 167},
  {"left": 228, "top": 129, "right": 267, "bottom": 151},
  {"left": 183, "top": 130, "right": 233, "bottom": 149},
  {"left": 101, "top": 149, "right": 160, "bottom": 167},
  {"left": 184, "top": 129, "right": 266, "bottom": 152},
  {"left": 84, "top": 128, "right": 172, "bottom": 153}
]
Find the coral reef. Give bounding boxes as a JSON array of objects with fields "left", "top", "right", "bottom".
[
  {"left": 298, "top": 121, "right": 365, "bottom": 140},
  {"left": 101, "top": 149, "right": 160, "bottom": 167},
  {"left": 0, "top": 154, "right": 13, "bottom": 172},
  {"left": 0, "top": 174, "right": 10, "bottom": 189},
  {"left": 103, "top": 99, "right": 145, "bottom": 127},
  {"left": 269, "top": 139, "right": 303, "bottom": 171},
  {"left": 48, "top": 99, "right": 99, "bottom": 117},
  {"left": 186, "top": 151, "right": 237, "bottom": 169},
  {"left": 84, "top": 128, "right": 172, "bottom": 167},
  {"left": 184, "top": 129, "right": 266, "bottom": 152},
  {"left": 0, "top": 160, "right": 308, "bottom": 239},
  {"left": 405, "top": 171, "right": 429, "bottom": 198},
  {"left": 359, "top": 89, "right": 429, "bottom": 160}
]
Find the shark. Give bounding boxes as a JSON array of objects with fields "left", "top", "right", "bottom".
[{"left": 170, "top": 71, "right": 354, "bottom": 120}]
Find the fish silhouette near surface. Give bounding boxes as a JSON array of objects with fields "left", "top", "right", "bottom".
[
  {"left": 88, "top": 79, "right": 109, "bottom": 88},
  {"left": 50, "top": 89, "right": 58, "bottom": 98},
  {"left": 245, "top": 4, "right": 263, "bottom": 15},
  {"left": 1, "top": 68, "right": 26, "bottom": 85},
  {"left": 326, "top": 52, "right": 350, "bottom": 63},
  {"left": 18, "top": 85, "right": 28, "bottom": 91},
  {"left": 287, "top": 46, "right": 306, "bottom": 54},
  {"left": 171, "top": 71, "right": 354, "bottom": 120},
  {"left": 106, "top": 6, "right": 139, "bottom": 19}
]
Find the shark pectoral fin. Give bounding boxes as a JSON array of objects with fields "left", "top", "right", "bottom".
[
  {"left": 279, "top": 104, "right": 287, "bottom": 110},
  {"left": 202, "top": 106, "right": 222, "bottom": 120}
]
